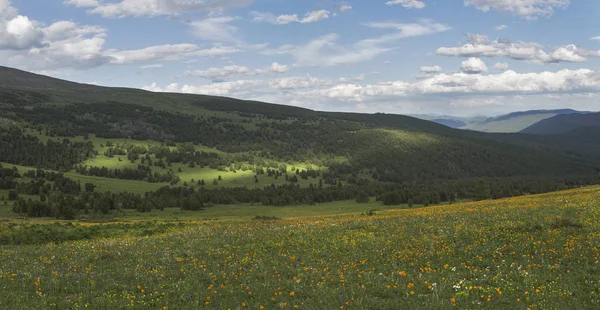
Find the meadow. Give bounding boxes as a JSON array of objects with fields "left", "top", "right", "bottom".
[{"left": 1, "top": 186, "right": 599, "bottom": 309}]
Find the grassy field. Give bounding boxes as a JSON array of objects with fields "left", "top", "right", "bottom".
[
  {"left": 1, "top": 186, "right": 599, "bottom": 309},
  {"left": 114, "top": 198, "right": 403, "bottom": 221}
]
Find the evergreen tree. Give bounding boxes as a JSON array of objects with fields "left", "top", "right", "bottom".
[{"left": 474, "top": 178, "right": 492, "bottom": 201}]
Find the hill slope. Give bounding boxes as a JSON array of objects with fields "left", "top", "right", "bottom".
[
  {"left": 521, "top": 112, "right": 600, "bottom": 135},
  {"left": 462, "top": 109, "right": 586, "bottom": 133},
  {"left": 1, "top": 66, "right": 600, "bottom": 211}
]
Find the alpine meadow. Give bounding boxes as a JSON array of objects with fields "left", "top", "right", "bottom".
[{"left": 2, "top": 0, "right": 600, "bottom": 309}]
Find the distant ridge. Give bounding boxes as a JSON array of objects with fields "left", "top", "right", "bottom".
[
  {"left": 521, "top": 112, "right": 600, "bottom": 135},
  {"left": 461, "top": 109, "right": 588, "bottom": 133}
]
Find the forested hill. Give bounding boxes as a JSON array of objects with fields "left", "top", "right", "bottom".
[
  {"left": 1, "top": 66, "right": 600, "bottom": 218},
  {"left": 521, "top": 112, "right": 600, "bottom": 135}
]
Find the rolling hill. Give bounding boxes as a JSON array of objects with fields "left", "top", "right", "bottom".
[
  {"left": 461, "top": 109, "right": 587, "bottom": 133},
  {"left": 521, "top": 112, "right": 600, "bottom": 135},
  {"left": 1, "top": 65, "right": 600, "bottom": 216}
]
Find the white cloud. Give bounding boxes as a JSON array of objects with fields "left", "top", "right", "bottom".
[
  {"left": 386, "top": 0, "right": 426, "bottom": 9},
  {"left": 420, "top": 65, "right": 441, "bottom": 73},
  {"left": 269, "top": 74, "right": 332, "bottom": 89},
  {"left": 464, "top": 0, "right": 571, "bottom": 19},
  {"left": 339, "top": 74, "right": 366, "bottom": 83},
  {"left": 0, "top": 1, "right": 109, "bottom": 69},
  {"left": 22, "top": 34, "right": 110, "bottom": 70},
  {"left": 591, "top": 36, "right": 600, "bottom": 41},
  {"left": 251, "top": 9, "right": 331, "bottom": 25},
  {"left": 186, "top": 62, "right": 289, "bottom": 78},
  {"left": 65, "top": 0, "right": 253, "bottom": 18},
  {"left": 0, "top": 1, "right": 44, "bottom": 50},
  {"left": 190, "top": 46, "right": 241, "bottom": 57},
  {"left": 339, "top": 4, "right": 353, "bottom": 12},
  {"left": 144, "top": 73, "right": 331, "bottom": 96},
  {"left": 106, "top": 44, "right": 239, "bottom": 65},
  {"left": 263, "top": 20, "right": 450, "bottom": 67},
  {"left": 189, "top": 16, "right": 239, "bottom": 42},
  {"left": 143, "top": 82, "right": 182, "bottom": 93},
  {"left": 496, "top": 24, "right": 507, "bottom": 31},
  {"left": 299, "top": 68, "right": 600, "bottom": 102},
  {"left": 43, "top": 21, "right": 105, "bottom": 42},
  {"left": 139, "top": 64, "right": 163, "bottom": 69},
  {"left": 460, "top": 57, "right": 488, "bottom": 73},
  {"left": 300, "top": 10, "right": 330, "bottom": 23},
  {"left": 254, "top": 62, "right": 290, "bottom": 75},
  {"left": 493, "top": 62, "right": 509, "bottom": 71},
  {"left": 107, "top": 44, "right": 195, "bottom": 64},
  {"left": 437, "top": 34, "right": 595, "bottom": 64},
  {"left": 362, "top": 19, "right": 450, "bottom": 38},
  {"left": 549, "top": 44, "right": 586, "bottom": 62},
  {"left": 63, "top": 0, "right": 99, "bottom": 7},
  {"left": 187, "top": 65, "right": 251, "bottom": 78}
]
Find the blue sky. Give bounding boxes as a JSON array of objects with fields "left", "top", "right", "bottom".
[{"left": 1, "top": 0, "right": 600, "bottom": 116}]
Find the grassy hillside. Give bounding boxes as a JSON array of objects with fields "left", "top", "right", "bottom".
[
  {"left": 1, "top": 186, "right": 599, "bottom": 308},
  {"left": 521, "top": 112, "right": 600, "bottom": 135}
]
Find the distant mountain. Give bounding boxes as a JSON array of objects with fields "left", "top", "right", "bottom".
[
  {"left": 431, "top": 119, "right": 467, "bottom": 128},
  {"left": 410, "top": 114, "right": 487, "bottom": 129},
  {"left": 462, "top": 109, "right": 588, "bottom": 133},
  {"left": 521, "top": 112, "right": 600, "bottom": 135}
]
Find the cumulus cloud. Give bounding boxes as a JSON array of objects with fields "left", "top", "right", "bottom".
[
  {"left": 460, "top": 57, "right": 488, "bottom": 73},
  {"left": 464, "top": 0, "right": 571, "bottom": 19},
  {"left": 186, "top": 62, "right": 290, "bottom": 78},
  {"left": 250, "top": 9, "right": 331, "bottom": 24},
  {"left": 493, "top": 62, "right": 509, "bottom": 71},
  {"left": 0, "top": 0, "right": 44, "bottom": 50},
  {"left": 437, "top": 34, "right": 597, "bottom": 64},
  {"left": 420, "top": 65, "right": 441, "bottom": 73},
  {"left": 496, "top": 24, "right": 507, "bottom": 31},
  {"left": 298, "top": 68, "right": 600, "bottom": 102},
  {"left": 65, "top": 0, "right": 253, "bottom": 18},
  {"left": 263, "top": 19, "right": 450, "bottom": 67},
  {"left": 0, "top": 0, "right": 242, "bottom": 70},
  {"left": 385, "top": 0, "right": 426, "bottom": 9},
  {"left": 591, "top": 36, "right": 600, "bottom": 41}
]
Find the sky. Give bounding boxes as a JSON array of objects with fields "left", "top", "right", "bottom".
[{"left": 1, "top": 0, "right": 600, "bottom": 116}]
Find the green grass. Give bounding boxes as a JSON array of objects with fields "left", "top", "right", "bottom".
[
  {"left": 1, "top": 187, "right": 599, "bottom": 309},
  {"left": 114, "top": 198, "right": 406, "bottom": 221}
]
